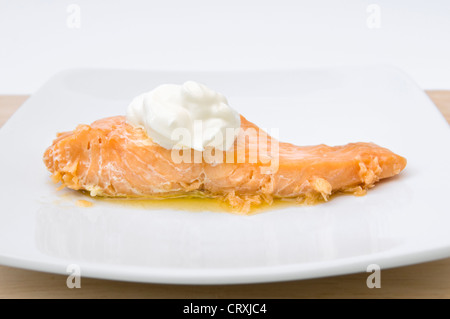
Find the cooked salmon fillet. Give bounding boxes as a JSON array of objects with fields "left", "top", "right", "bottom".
[{"left": 43, "top": 115, "right": 406, "bottom": 212}]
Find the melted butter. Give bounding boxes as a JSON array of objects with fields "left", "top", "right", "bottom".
[
  {"left": 97, "top": 196, "right": 230, "bottom": 213},
  {"left": 67, "top": 188, "right": 365, "bottom": 214},
  {"left": 75, "top": 199, "right": 93, "bottom": 207},
  {"left": 91, "top": 195, "right": 298, "bottom": 215}
]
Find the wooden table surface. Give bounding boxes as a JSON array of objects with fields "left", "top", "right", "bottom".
[{"left": 0, "top": 92, "right": 449, "bottom": 299}]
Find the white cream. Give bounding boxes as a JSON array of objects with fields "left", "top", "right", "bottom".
[{"left": 126, "top": 81, "right": 241, "bottom": 151}]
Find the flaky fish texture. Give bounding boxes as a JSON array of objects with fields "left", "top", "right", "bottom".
[{"left": 43, "top": 115, "right": 407, "bottom": 213}]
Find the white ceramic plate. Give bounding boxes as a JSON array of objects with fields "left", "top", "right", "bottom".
[{"left": 0, "top": 67, "right": 449, "bottom": 284}]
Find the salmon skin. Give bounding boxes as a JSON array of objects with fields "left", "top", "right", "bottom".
[{"left": 43, "top": 115, "right": 406, "bottom": 213}]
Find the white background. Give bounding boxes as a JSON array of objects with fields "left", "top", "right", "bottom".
[{"left": 1, "top": 0, "right": 449, "bottom": 94}]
